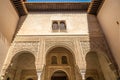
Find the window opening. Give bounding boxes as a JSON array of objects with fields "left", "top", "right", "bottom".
[
  {"left": 62, "top": 56, "right": 68, "bottom": 64},
  {"left": 51, "top": 56, "right": 57, "bottom": 64}
]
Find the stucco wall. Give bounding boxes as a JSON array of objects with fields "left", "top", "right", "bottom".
[
  {"left": 97, "top": 0, "right": 120, "bottom": 68},
  {"left": 17, "top": 12, "right": 90, "bottom": 35},
  {"left": 0, "top": 0, "right": 19, "bottom": 75},
  {"left": 18, "top": 12, "right": 102, "bottom": 36}
]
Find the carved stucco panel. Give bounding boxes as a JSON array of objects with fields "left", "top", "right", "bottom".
[
  {"left": 12, "top": 41, "right": 39, "bottom": 56},
  {"left": 45, "top": 41, "right": 75, "bottom": 53},
  {"left": 80, "top": 38, "right": 108, "bottom": 55},
  {"left": 1, "top": 41, "right": 40, "bottom": 76}
]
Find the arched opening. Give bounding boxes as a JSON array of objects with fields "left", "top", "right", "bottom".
[
  {"left": 85, "top": 52, "right": 105, "bottom": 80},
  {"left": 51, "top": 70, "right": 68, "bottom": 80},
  {"left": 86, "top": 77, "right": 94, "bottom": 80},
  {"left": 7, "top": 77, "right": 10, "bottom": 80},
  {"left": 86, "top": 51, "right": 117, "bottom": 80},
  {"left": 27, "top": 78, "right": 33, "bottom": 80},
  {"left": 52, "top": 21, "right": 59, "bottom": 30},
  {"left": 60, "top": 21, "right": 66, "bottom": 30},
  {"left": 45, "top": 47, "right": 77, "bottom": 80},
  {"left": 46, "top": 47, "right": 75, "bottom": 65},
  {"left": 5, "top": 51, "right": 37, "bottom": 80}
]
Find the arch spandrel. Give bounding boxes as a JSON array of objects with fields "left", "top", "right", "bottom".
[{"left": 45, "top": 40, "right": 75, "bottom": 54}]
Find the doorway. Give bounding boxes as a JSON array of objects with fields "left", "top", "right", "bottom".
[{"left": 51, "top": 71, "right": 68, "bottom": 80}]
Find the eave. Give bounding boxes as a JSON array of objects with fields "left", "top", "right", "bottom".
[
  {"left": 88, "top": 0, "right": 105, "bottom": 15},
  {"left": 11, "top": 0, "right": 28, "bottom": 16},
  {"left": 25, "top": 2, "right": 90, "bottom": 12}
]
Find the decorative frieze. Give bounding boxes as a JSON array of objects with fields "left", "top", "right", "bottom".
[
  {"left": 11, "top": 41, "right": 40, "bottom": 56},
  {"left": 45, "top": 40, "right": 74, "bottom": 53}
]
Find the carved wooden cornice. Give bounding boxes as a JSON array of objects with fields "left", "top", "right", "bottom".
[
  {"left": 11, "top": 0, "right": 28, "bottom": 16},
  {"left": 88, "top": 0, "right": 105, "bottom": 15},
  {"left": 25, "top": 2, "right": 90, "bottom": 12}
]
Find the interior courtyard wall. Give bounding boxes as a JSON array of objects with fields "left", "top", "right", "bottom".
[
  {"left": 2, "top": 11, "right": 116, "bottom": 80},
  {"left": 3, "top": 35, "right": 111, "bottom": 80},
  {"left": 17, "top": 12, "right": 89, "bottom": 35},
  {"left": 0, "top": 0, "right": 19, "bottom": 75},
  {"left": 97, "top": 0, "right": 120, "bottom": 69}
]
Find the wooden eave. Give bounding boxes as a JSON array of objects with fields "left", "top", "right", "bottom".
[
  {"left": 11, "top": 0, "right": 28, "bottom": 16},
  {"left": 88, "top": 0, "right": 105, "bottom": 15},
  {"left": 24, "top": 2, "right": 90, "bottom": 12},
  {"left": 11, "top": 0, "right": 105, "bottom": 16}
]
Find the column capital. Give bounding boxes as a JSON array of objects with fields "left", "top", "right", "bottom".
[
  {"left": 80, "top": 69, "right": 86, "bottom": 80},
  {"left": 80, "top": 69, "right": 86, "bottom": 74}
]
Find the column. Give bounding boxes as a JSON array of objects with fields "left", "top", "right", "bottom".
[
  {"left": 80, "top": 69, "right": 86, "bottom": 80},
  {"left": 37, "top": 70, "right": 42, "bottom": 80},
  {"left": 0, "top": 75, "right": 4, "bottom": 80}
]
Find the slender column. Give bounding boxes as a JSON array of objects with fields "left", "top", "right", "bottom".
[
  {"left": 37, "top": 70, "right": 42, "bottom": 80},
  {"left": 1, "top": 75, "right": 4, "bottom": 80},
  {"left": 80, "top": 69, "right": 86, "bottom": 80}
]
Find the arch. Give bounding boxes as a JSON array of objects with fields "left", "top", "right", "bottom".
[
  {"left": 7, "top": 77, "right": 10, "bottom": 80},
  {"left": 86, "top": 77, "right": 94, "bottom": 80},
  {"left": 5, "top": 51, "right": 37, "bottom": 80},
  {"left": 26, "top": 78, "right": 33, "bottom": 80},
  {"left": 46, "top": 47, "right": 75, "bottom": 65},
  {"left": 85, "top": 51, "right": 116, "bottom": 80},
  {"left": 46, "top": 45, "right": 75, "bottom": 60},
  {"left": 85, "top": 50, "right": 112, "bottom": 64},
  {"left": 45, "top": 46, "right": 77, "bottom": 80},
  {"left": 11, "top": 51, "right": 36, "bottom": 63},
  {"left": 14, "top": 48, "right": 36, "bottom": 57},
  {"left": 4, "top": 50, "right": 36, "bottom": 76},
  {"left": 51, "top": 70, "right": 69, "bottom": 80},
  {"left": 85, "top": 51, "right": 105, "bottom": 80}
]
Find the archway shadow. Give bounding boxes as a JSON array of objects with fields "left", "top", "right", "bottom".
[
  {"left": 51, "top": 70, "right": 68, "bottom": 80},
  {"left": 5, "top": 51, "right": 37, "bottom": 80}
]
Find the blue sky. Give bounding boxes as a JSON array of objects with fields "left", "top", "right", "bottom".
[{"left": 27, "top": 0, "right": 91, "bottom": 2}]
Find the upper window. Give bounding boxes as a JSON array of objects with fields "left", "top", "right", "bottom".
[
  {"left": 86, "top": 77, "right": 94, "bottom": 80},
  {"left": 60, "top": 21, "right": 66, "bottom": 30},
  {"left": 52, "top": 21, "right": 59, "bottom": 31},
  {"left": 52, "top": 20, "right": 66, "bottom": 32},
  {"left": 27, "top": 78, "right": 33, "bottom": 80},
  {"left": 7, "top": 77, "right": 10, "bottom": 80}
]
